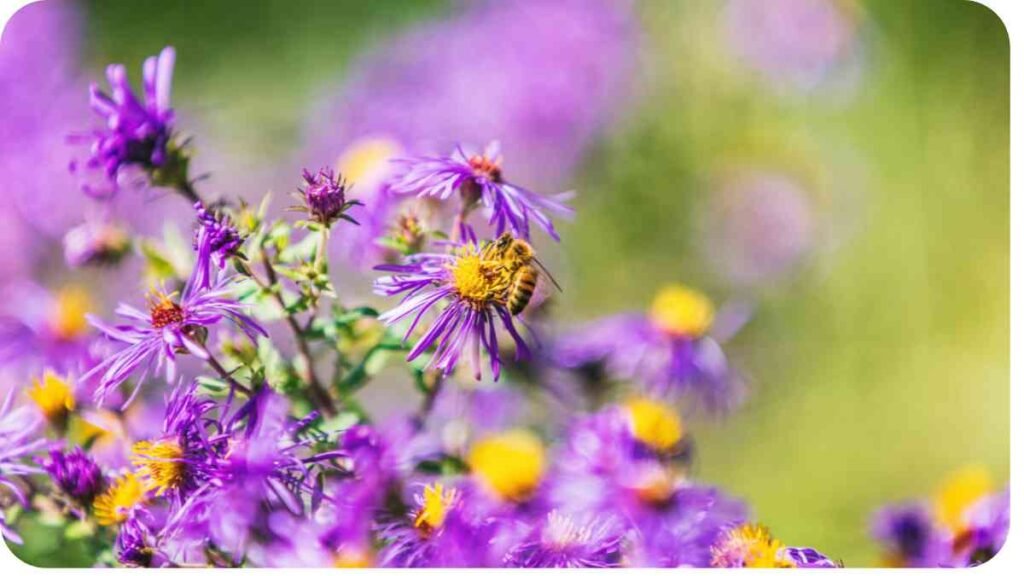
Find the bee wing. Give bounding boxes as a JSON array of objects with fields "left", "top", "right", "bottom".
[{"left": 530, "top": 257, "right": 563, "bottom": 292}]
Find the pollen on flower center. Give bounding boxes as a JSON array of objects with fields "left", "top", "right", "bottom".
[
  {"left": 448, "top": 249, "right": 509, "bottom": 309},
  {"left": 132, "top": 439, "right": 187, "bottom": 495},
  {"left": 624, "top": 398, "right": 685, "bottom": 453},
  {"left": 468, "top": 154, "right": 502, "bottom": 182},
  {"left": 147, "top": 292, "right": 185, "bottom": 329},
  {"left": 710, "top": 523, "right": 788, "bottom": 568},
  {"left": 649, "top": 284, "right": 715, "bottom": 338},
  {"left": 27, "top": 371, "right": 75, "bottom": 426},
  {"left": 94, "top": 473, "right": 147, "bottom": 526},
  {"left": 468, "top": 429, "right": 546, "bottom": 502},
  {"left": 413, "top": 482, "right": 458, "bottom": 535}
]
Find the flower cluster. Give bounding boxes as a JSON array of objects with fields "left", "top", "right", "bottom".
[{"left": 0, "top": 5, "right": 1005, "bottom": 568}]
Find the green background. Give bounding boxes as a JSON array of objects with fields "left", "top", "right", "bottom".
[{"left": 14, "top": 0, "right": 1010, "bottom": 566}]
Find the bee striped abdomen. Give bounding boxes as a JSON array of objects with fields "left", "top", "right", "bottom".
[{"left": 508, "top": 266, "right": 538, "bottom": 315}]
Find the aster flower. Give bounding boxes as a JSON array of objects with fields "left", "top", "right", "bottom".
[
  {"left": 193, "top": 202, "right": 242, "bottom": 289},
  {"left": 547, "top": 404, "right": 744, "bottom": 567},
  {"left": 552, "top": 284, "right": 746, "bottom": 411},
  {"left": 115, "top": 517, "right": 168, "bottom": 567},
  {"left": 390, "top": 142, "right": 574, "bottom": 241},
  {"left": 378, "top": 482, "right": 496, "bottom": 567},
  {"left": 42, "top": 447, "right": 106, "bottom": 509},
  {"left": 27, "top": 370, "right": 77, "bottom": 431},
  {"left": 296, "top": 167, "right": 361, "bottom": 227},
  {"left": 504, "top": 511, "right": 623, "bottom": 568},
  {"left": 0, "top": 284, "right": 96, "bottom": 375},
  {"left": 82, "top": 269, "right": 266, "bottom": 406},
  {"left": 63, "top": 218, "right": 132, "bottom": 268},
  {"left": 93, "top": 471, "right": 148, "bottom": 526},
  {"left": 0, "top": 391, "right": 55, "bottom": 544},
  {"left": 467, "top": 429, "right": 547, "bottom": 504},
  {"left": 956, "top": 489, "right": 1009, "bottom": 566},
  {"left": 70, "top": 47, "right": 178, "bottom": 198},
  {"left": 374, "top": 238, "right": 532, "bottom": 380},
  {"left": 872, "top": 502, "right": 949, "bottom": 567},
  {"left": 711, "top": 523, "right": 837, "bottom": 568}
]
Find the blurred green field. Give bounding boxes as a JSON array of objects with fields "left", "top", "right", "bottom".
[{"left": 27, "top": 0, "right": 1005, "bottom": 566}]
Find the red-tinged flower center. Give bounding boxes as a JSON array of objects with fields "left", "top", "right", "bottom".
[
  {"left": 148, "top": 293, "right": 185, "bottom": 328},
  {"left": 468, "top": 154, "right": 502, "bottom": 182}
]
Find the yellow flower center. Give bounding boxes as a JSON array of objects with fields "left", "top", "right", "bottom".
[
  {"left": 335, "top": 137, "right": 402, "bottom": 188},
  {"left": 467, "top": 429, "right": 546, "bottom": 502},
  {"left": 413, "top": 482, "right": 458, "bottom": 534},
  {"left": 624, "top": 397, "right": 685, "bottom": 453},
  {"left": 27, "top": 371, "right": 75, "bottom": 426},
  {"left": 710, "top": 524, "right": 789, "bottom": 568},
  {"left": 50, "top": 286, "right": 92, "bottom": 340},
  {"left": 648, "top": 284, "right": 715, "bottom": 338},
  {"left": 94, "top": 473, "right": 147, "bottom": 526},
  {"left": 448, "top": 247, "right": 510, "bottom": 309},
  {"left": 132, "top": 439, "right": 187, "bottom": 495},
  {"left": 933, "top": 465, "right": 993, "bottom": 531}
]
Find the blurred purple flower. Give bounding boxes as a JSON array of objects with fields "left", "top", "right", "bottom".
[
  {"left": 0, "top": 391, "right": 54, "bottom": 544},
  {"left": 63, "top": 217, "right": 132, "bottom": 268},
  {"left": 723, "top": 0, "right": 864, "bottom": 93},
  {"left": 69, "top": 47, "right": 176, "bottom": 198},
  {"left": 83, "top": 270, "right": 265, "bottom": 406},
  {"left": 42, "top": 447, "right": 106, "bottom": 508},
  {"left": 0, "top": 283, "right": 97, "bottom": 376},
  {"left": 956, "top": 489, "right": 1009, "bottom": 566},
  {"left": 552, "top": 285, "right": 745, "bottom": 411},
  {"left": 390, "top": 142, "right": 574, "bottom": 241},
  {"left": 700, "top": 170, "right": 817, "bottom": 287},
  {"left": 780, "top": 546, "right": 841, "bottom": 568},
  {"left": 872, "top": 502, "right": 950, "bottom": 567},
  {"left": 503, "top": 510, "right": 622, "bottom": 567},
  {"left": 374, "top": 240, "right": 531, "bottom": 380}
]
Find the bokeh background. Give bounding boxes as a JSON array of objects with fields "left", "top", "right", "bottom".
[{"left": 1, "top": 0, "right": 1008, "bottom": 566}]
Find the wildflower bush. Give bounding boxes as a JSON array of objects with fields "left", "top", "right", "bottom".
[{"left": 0, "top": 0, "right": 1009, "bottom": 569}]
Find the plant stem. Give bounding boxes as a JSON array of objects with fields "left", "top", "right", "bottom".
[
  {"left": 201, "top": 344, "right": 252, "bottom": 397},
  {"left": 253, "top": 246, "right": 337, "bottom": 417},
  {"left": 412, "top": 376, "right": 444, "bottom": 430},
  {"left": 177, "top": 180, "right": 202, "bottom": 205}
]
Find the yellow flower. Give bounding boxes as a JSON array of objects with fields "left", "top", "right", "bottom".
[
  {"left": 623, "top": 397, "right": 685, "bottom": 453},
  {"left": 648, "top": 284, "right": 715, "bottom": 338},
  {"left": 467, "top": 429, "right": 546, "bottom": 502},
  {"left": 132, "top": 439, "right": 187, "bottom": 496},
  {"left": 27, "top": 371, "right": 75, "bottom": 427},
  {"left": 413, "top": 483, "right": 458, "bottom": 534},
  {"left": 933, "top": 465, "right": 993, "bottom": 532},
  {"left": 94, "top": 473, "right": 146, "bottom": 526},
  {"left": 50, "top": 286, "right": 93, "bottom": 340}
]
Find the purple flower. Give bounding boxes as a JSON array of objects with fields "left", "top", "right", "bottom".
[
  {"left": 70, "top": 46, "right": 176, "bottom": 198},
  {"left": 503, "top": 510, "right": 622, "bottom": 567},
  {"left": 548, "top": 406, "right": 745, "bottom": 567},
  {"left": 723, "top": 0, "right": 864, "bottom": 93},
  {"left": 871, "top": 502, "right": 950, "bottom": 567},
  {"left": 297, "top": 167, "right": 360, "bottom": 227},
  {"left": 0, "top": 283, "right": 98, "bottom": 376},
  {"left": 378, "top": 481, "right": 497, "bottom": 567},
  {"left": 42, "top": 447, "right": 106, "bottom": 507},
  {"left": 956, "top": 489, "right": 1009, "bottom": 566},
  {"left": 552, "top": 285, "right": 746, "bottom": 411},
  {"left": 0, "top": 391, "right": 54, "bottom": 544},
  {"left": 780, "top": 547, "right": 841, "bottom": 568},
  {"left": 390, "top": 142, "right": 573, "bottom": 241},
  {"left": 374, "top": 238, "right": 532, "bottom": 380},
  {"left": 115, "top": 518, "right": 166, "bottom": 567},
  {"left": 63, "top": 218, "right": 131, "bottom": 268},
  {"left": 82, "top": 269, "right": 266, "bottom": 406},
  {"left": 700, "top": 170, "right": 817, "bottom": 287},
  {"left": 193, "top": 202, "right": 242, "bottom": 289}
]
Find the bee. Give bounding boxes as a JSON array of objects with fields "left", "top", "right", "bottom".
[{"left": 483, "top": 232, "right": 562, "bottom": 316}]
